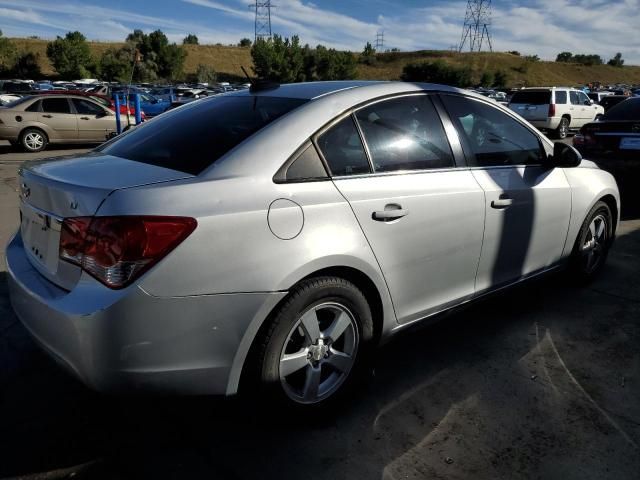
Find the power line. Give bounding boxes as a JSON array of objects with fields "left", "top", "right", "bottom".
[
  {"left": 458, "top": 0, "right": 493, "bottom": 52},
  {"left": 249, "top": 1, "right": 274, "bottom": 43}
]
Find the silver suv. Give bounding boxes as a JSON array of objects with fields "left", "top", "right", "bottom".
[{"left": 508, "top": 87, "right": 604, "bottom": 139}]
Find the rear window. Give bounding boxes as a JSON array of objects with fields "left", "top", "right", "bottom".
[
  {"left": 510, "top": 91, "right": 551, "bottom": 105},
  {"left": 603, "top": 98, "right": 639, "bottom": 120},
  {"left": 98, "top": 95, "right": 307, "bottom": 175}
]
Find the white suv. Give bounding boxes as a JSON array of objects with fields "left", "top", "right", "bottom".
[{"left": 508, "top": 87, "right": 604, "bottom": 139}]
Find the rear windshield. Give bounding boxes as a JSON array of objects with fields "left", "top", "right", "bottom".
[
  {"left": 510, "top": 91, "right": 551, "bottom": 105},
  {"left": 98, "top": 95, "right": 307, "bottom": 175},
  {"left": 603, "top": 98, "right": 639, "bottom": 120}
]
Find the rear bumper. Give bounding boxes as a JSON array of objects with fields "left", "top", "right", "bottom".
[{"left": 6, "top": 232, "right": 286, "bottom": 395}]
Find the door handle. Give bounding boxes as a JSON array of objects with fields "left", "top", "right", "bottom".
[
  {"left": 42, "top": 114, "right": 52, "bottom": 118},
  {"left": 372, "top": 206, "right": 409, "bottom": 221},
  {"left": 491, "top": 197, "right": 513, "bottom": 209},
  {"left": 80, "top": 117, "right": 90, "bottom": 120}
]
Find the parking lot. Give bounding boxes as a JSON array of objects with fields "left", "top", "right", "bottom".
[{"left": 1, "top": 139, "right": 639, "bottom": 479}]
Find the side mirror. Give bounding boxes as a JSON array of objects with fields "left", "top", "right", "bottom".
[{"left": 551, "top": 141, "right": 582, "bottom": 168}]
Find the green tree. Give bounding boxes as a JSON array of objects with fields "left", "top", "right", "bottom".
[
  {"left": 572, "top": 54, "right": 603, "bottom": 66},
  {"left": 46, "top": 31, "right": 94, "bottom": 78},
  {"left": 556, "top": 51, "right": 573, "bottom": 62},
  {"left": 126, "top": 29, "right": 186, "bottom": 81},
  {"left": 99, "top": 47, "right": 133, "bottom": 82},
  {"left": 479, "top": 71, "right": 493, "bottom": 87},
  {"left": 608, "top": 52, "right": 624, "bottom": 67},
  {"left": 0, "top": 30, "right": 17, "bottom": 74},
  {"left": 183, "top": 34, "right": 199, "bottom": 45},
  {"left": 507, "top": 50, "right": 521, "bottom": 56},
  {"left": 195, "top": 63, "right": 217, "bottom": 83},
  {"left": 360, "top": 41, "right": 376, "bottom": 65},
  {"left": 251, "top": 35, "right": 305, "bottom": 83},
  {"left": 401, "top": 60, "right": 471, "bottom": 87},
  {"left": 12, "top": 52, "right": 41, "bottom": 78},
  {"left": 524, "top": 54, "right": 540, "bottom": 62},
  {"left": 493, "top": 70, "right": 508, "bottom": 88},
  {"left": 239, "top": 38, "right": 252, "bottom": 47}
]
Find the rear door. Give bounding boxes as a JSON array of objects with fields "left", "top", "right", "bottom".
[
  {"left": 39, "top": 97, "right": 77, "bottom": 140},
  {"left": 508, "top": 90, "right": 550, "bottom": 122},
  {"left": 440, "top": 94, "right": 571, "bottom": 292},
  {"left": 570, "top": 91, "right": 587, "bottom": 127},
  {"left": 317, "top": 95, "right": 485, "bottom": 323},
  {"left": 72, "top": 98, "right": 116, "bottom": 141}
]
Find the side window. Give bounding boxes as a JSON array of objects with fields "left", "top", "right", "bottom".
[
  {"left": 570, "top": 91, "right": 581, "bottom": 105},
  {"left": 555, "top": 91, "right": 567, "bottom": 104},
  {"left": 42, "top": 98, "right": 71, "bottom": 114},
  {"left": 578, "top": 92, "right": 591, "bottom": 105},
  {"left": 441, "top": 95, "right": 544, "bottom": 167},
  {"left": 354, "top": 95, "right": 454, "bottom": 172},
  {"left": 278, "top": 143, "right": 328, "bottom": 182},
  {"left": 72, "top": 98, "right": 105, "bottom": 115},
  {"left": 316, "top": 116, "right": 371, "bottom": 176},
  {"left": 25, "top": 100, "right": 41, "bottom": 112}
]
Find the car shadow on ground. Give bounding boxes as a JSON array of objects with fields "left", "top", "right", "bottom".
[{"left": 2, "top": 223, "right": 640, "bottom": 480}]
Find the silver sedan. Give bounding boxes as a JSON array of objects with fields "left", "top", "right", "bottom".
[{"left": 6, "top": 81, "right": 620, "bottom": 408}]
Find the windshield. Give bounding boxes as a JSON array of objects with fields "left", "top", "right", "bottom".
[
  {"left": 603, "top": 98, "right": 639, "bottom": 120},
  {"left": 98, "top": 95, "right": 308, "bottom": 175}
]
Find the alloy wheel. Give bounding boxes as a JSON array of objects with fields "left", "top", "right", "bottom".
[
  {"left": 24, "top": 132, "right": 44, "bottom": 151},
  {"left": 279, "top": 302, "right": 359, "bottom": 404},
  {"left": 581, "top": 214, "right": 608, "bottom": 273}
]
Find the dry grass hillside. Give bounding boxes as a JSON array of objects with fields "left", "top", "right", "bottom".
[{"left": 9, "top": 38, "right": 640, "bottom": 86}]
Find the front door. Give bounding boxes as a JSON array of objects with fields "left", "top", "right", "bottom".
[
  {"left": 440, "top": 94, "right": 572, "bottom": 292},
  {"left": 72, "top": 98, "right": 116, "bottom": 142},
  {"left": 39, "top": 97, "right": 77, "bottom": 141},
  {"left": 316, "top": 95, "right": 485, "bottom": 323}
]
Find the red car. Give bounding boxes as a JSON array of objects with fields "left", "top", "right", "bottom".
[{"left": 30, "top": 90, "right": 146, "bottom": 119}]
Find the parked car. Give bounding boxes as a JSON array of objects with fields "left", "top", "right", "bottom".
[
  {"left": 0, "top": 80, "right": 33, "bottom": 94},
  {"left": 0, "top": 94, "right": 134, "bottom": 152},
  {"left": 598, "top": 95, "right": 630, "bottom": 113},
  {"left": 7, "top": 82, "right": 619, "bottom": 409},
  {"left": 574, "top": 97, "right": 640, "bottom": 159},
  {"left": 508, "top": 87, "right": 604, "bottom": 139},
  {"left": 33, "top": 90, "right": 145, "bottom": 119},
  {"left": 587, "top": 91, "right": 612, "bottom": 104},
  {"left": 121, "top": 93, "right": 170, "bottom": 117}
]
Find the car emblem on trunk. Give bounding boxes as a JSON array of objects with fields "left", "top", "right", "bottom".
[{"left": 20, "top": 183, "right": 30, "bottom": 199}]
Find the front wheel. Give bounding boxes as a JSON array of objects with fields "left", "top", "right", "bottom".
[
  {"left": 569, "top": 201, "right": 613, "bottom": 282},
  {"left": 253, "top": 277, "right": 373, "bottom": 409}
]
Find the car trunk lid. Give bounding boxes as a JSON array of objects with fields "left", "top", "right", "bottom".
[
  {"left": 583, "top": 120, "right": 640, "bottom": 154},
  {"left": 18, "top": 152, "right": 192, "bottom": 290}
]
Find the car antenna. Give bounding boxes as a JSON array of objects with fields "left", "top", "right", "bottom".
[{"left": 241, "top": 66, "right": 280, "bottom": 93}]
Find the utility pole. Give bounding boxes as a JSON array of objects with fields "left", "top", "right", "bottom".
[
  {"left": 458, "top": 0, "right": 493, "bottom": 52},
  {"left": 249, "top": 1, "right": 273, "bottom": 43}
]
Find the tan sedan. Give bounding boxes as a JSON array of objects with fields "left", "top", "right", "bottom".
[{"left": 0, "top": 95, "right": 134, "bottom": 152}]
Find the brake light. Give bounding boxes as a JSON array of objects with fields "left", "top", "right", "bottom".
[
  {"left": 548, "top": 103, "right": 556, "bottom": 117},
  {"left": 59, "top": 216, "right": 197, "bottom": 289}
]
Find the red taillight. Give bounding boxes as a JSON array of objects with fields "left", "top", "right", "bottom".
[
  {"left": 548, "top": 103, "right": 556, "bottom": 117},
  {"left": 59, "top": 216, "right": 197, "bottom": 289}
]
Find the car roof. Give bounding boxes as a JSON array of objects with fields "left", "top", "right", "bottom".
[{"left": 227, "top": 80, "right": 466, "bottom": 100}]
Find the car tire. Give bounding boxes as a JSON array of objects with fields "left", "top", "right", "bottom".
[
  {"left": 252, "top": 276, "right": 374, "bottom": 410},
  {"left": 569, "top": 201, "right": 613, "bottom": 283},
  {"left": 554, "top": 117, "right": 569, "bottom": 139},
  {"left": 20, "top": 128, "right": 48, "bottom": 152}
]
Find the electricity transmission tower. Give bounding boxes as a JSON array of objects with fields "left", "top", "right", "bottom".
[
  {"left": 458, "top": 0, "right": 493, "bottom": 52},
  {"left": 249, "top": 1, "right": 273, "bottom": 42},
  {"left": 375, "top": 31, "right": 384, "bottom": 51}
]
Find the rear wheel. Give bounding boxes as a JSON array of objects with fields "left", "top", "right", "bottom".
[
  {"left": 20, "top": 128, "right": 48, "bottom": 152},
  {"left": 253, "top": 277, "right": 373, "bottom": 409},
  {"left": 569, "top": 201, "right": 613, "bottom": 282},
  {"left": 554, "top": 117, "right": 569, "bottom": 139}
]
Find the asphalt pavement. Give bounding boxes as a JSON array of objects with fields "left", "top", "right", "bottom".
[{"left": 0, "top": 140, "right": 639, "bottom": 479}]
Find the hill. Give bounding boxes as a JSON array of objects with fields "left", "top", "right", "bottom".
[{"left": 8, "top": 38, "right": 640, "bottom": 86}]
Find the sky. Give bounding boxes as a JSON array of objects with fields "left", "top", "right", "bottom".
[{"left": 0, "top": 0, "right": 639, "bottom": 64}]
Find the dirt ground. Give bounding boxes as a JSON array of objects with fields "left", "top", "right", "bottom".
[{"left": 0, "top": 142, "right": 639, "bottom": 480}]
